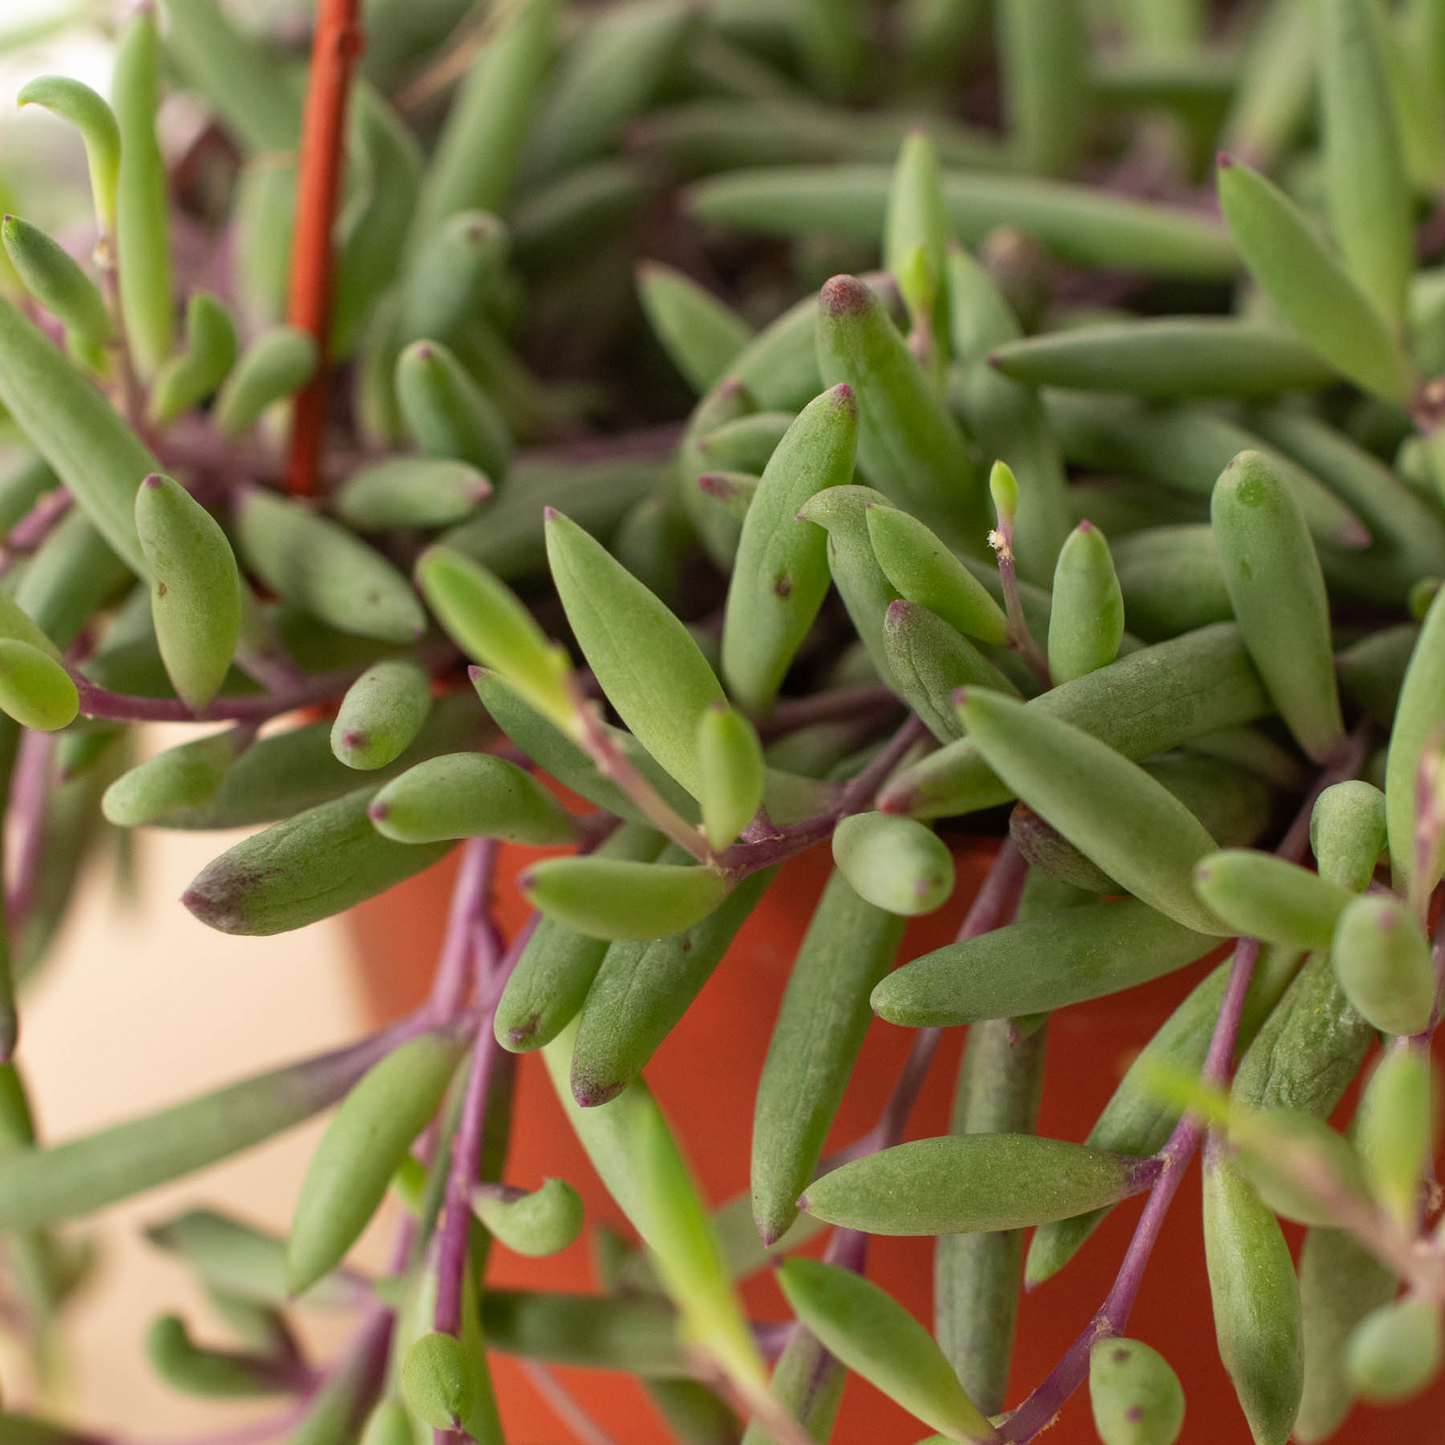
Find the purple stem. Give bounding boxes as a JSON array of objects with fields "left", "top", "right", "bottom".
[
  {"left": 999, "top": 729, "right": 1371, "bottom": 1441},
  {"left": 431, "top": 916, "right": 538, "bottom": 1339},
  {"left": 719, "top": 715, "right": 930, "bottom": 877},
  {"left": 70, "top": 642, "right": 455, "bottom": 725},
  {"left": 759, "top": 683, "right": 901, "bottom": 741},
  {"left": 6, "top": 728, "right": 54, "bottom": 930},
  {"left": 0, "top": 487, "right": 73, "bottom": 579},
  {"left": 426, "top": 837, "right": 498, "bottom": 1025}
]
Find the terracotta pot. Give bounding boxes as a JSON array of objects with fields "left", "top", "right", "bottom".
[{"left": 351, "top": 840, "right": 1443, "bottom": 1444}]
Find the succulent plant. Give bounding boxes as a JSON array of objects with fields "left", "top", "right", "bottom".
[{"left": 0, "top": 0, "right": 1443, "bottom": 1442}]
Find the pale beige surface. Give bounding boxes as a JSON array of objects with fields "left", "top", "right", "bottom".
[{"left": 0, "top": 813, "right": 396, "bottom": 1437}]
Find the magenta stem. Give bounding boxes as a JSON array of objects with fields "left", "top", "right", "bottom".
[
  {"left": 431, "top": 916, "right": 538, "bottom": 1339},
  {"left": 0, "top": 487, "right": 73, "bottom": 578}
]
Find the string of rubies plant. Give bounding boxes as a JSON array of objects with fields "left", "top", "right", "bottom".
[{"left": 1, "top": 0, "right": 1445, "bottom": 1442}]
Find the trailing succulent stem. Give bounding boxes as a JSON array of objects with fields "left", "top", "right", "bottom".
[{"left": 4, "top": 3, "right": 1445, "bottom": 1445}]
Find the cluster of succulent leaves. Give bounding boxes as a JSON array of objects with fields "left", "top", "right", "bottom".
[{"left": 3, "top": 0, "right": 1445, "bottom": 1442}]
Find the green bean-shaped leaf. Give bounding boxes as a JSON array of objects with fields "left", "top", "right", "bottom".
[
  {"left": 995, "top": 318, "right": 1337, "bottom": 399},
  {"left": 696, "top": 412, "right": 792, "bottom": 475},
  {"left": 145, "top": 1314, "right": 291, "bottom": 1398},
  {"left": 369, "top": 752, "right": 577, "bottom": 845},
  {"left": 570, "top": 862, "right": 772, "bottom": 1106},
  {"left": 520, "top": 857, "right": 730, "bottom": 941},
  {"left": 1089, "top": 1338, "right": 1186, "bottom": 1445},
  {"left": 753, "top": 868, "right": 904, "bottom": 1246},
  {"left": 1194, "top": 851, "right": 1355, "bottom": 950},
  {"left": 777, "top": 1257, "right": 995, "bottom": 1442},
  {"left": 213, "top": 327, "right": 318, "bottom": 438},
  {"left": 1048, "top": 520, "right": 1123, "bottom": 683},
  {"left": 1346, "top": 1298, "right": 1443, "bottom": 1404},
  {"left": 412, "top": 0, "right": 555, "bottom": 240},
  {"left": 522, "top": 0, "right": 694, "bottom": 181},
  {"left": 1231, "top": 1108, "right": 1371, "bottom": 1228},
  {"left": 546, "top": 507, "right": 723, "bottom": 797},
  {"left": 803, "top": 1134, "right": 1157, "bottom": 1236},
  {"left": 832, "top": 812, "right": 954, "bottom": 916},
  {"left": 156, "top": 0, "right": 302, "bottom": 155},
  {"left": 1232, "top": 950, "right": 1374, "bottom": 1118},
  {"left": 112, "top": 6, "right": 174, "bottom": 376},
  {"left": 396, "top": 210, "right": 507, "bottom": 348},
  {"left": 473, "top": 1177, "right": 584, "bottom": 1258},
  {"left": 797, "top": 483, "right": 902, "bottom": 687},
  {"left": 868, "top": 504, "right": 1008, "bottom": 646},
  {"left": 627, "top": 1092, "right": 768, "bottom": 1398},
  {"left": 420, "top": 548, "right": 574, "bottom": 728},
  {"left": 956, "top": 689, "right": 1225, "bottom": 933},
  {"left": 886, "top": 623, "right": 1269, "bottom": 818},
  {"left": 0, "top": 294, "right": 156, "bottom": 577},
  {"left": 333, "top": 459, "right": 490, "bottom": 533},
  {"left": 1216, "top": 155, "right": 1415, "bottom": 406},
  {"left": 402, "top": 1331, "right": 485, "bottom": 1432},
  {"left": 287, "top": 1029, "right": 466, "bottom": 1295},
  {"left": 884, "top": 128, "right": 949, "bottom": 333},
  {"left": 481, "top": 1287, "right": 686, "bottom": 1375},
  {"left": 235, "top": 489, "right": 424, "bottom": 644},
  {"left": 17, "top": 76, "right": 119, "bottom": 234},
  {"left": 0, "top": 1025, "right": 407, "bottom": 1228},
  {"left": 1202, "top": 1148, "right": 1303, "bottom": 1445},
  {"left": 1331, "top": 893, "right": 1436, "bottom": 1036},
  {"left": 1309, "top": 783, "right": 1387, "bottom": 894},
  {"left": 996, "top": 0, "right": 1086, "bottom": 177},
  {"left": 1211, "top": 450, "right": 1343, "bottom": 764},
  {"left": 144, "top": 1208, "right": 359, "bottom": 1310},
  {"left": 873, "top": 896, "right": 1215, "bottom": 1026},
  {"left": 136, "top": 474, "right": 243, "bottom": 709},
  {"left": 1385, "top": 586, "right": 1445, "bottom": 898},
  {"left": 494, "top": 825, "right": 666, "bottom": 1052},
  {"left": 0, "top": 640, "right": 78, "bottom": 732},
  {"left": 2, "top": 215, "right": 111, "bottom": 348},
  {"left": 183, "top": 786, "right": 453, "bottom": 935},
  {"left": 1319, "top": 0, "right": 1412, "bottom": 331},
  {"left": 330, "top": 659, "right": 432, "bottom": 771},
  {"left": 1356, "top": 1047, "right": 1434, "bottom": 1230},
  {"left": 102, "top": 731, "right": 237, "bottom": 826},
  {"left": 721, "top": 384, "right": 858, "bottom": 715},
  {"left": 1296, "top": 1226, "right": 1398, "bottom": 1443},
  {"left": 884, "top": 599, "right": 1019, "bottom": 742},
  {"left": 637, "top": 261, "right": 752, "bottom": 395},
  {"left": 148, "top": 292, "right": 238, "bottom": 425},
  {"left": 689, "top": 166, "right": 1237, "bottom": 279},
  {"left": 395, "top": 339, "right": 513, "bottom": 480},
  {"left": 815, "top": 274, "right": 986, "bottom": 547},
  {"left": 696, "top": 703, "right": 765, "bottom": 850}
]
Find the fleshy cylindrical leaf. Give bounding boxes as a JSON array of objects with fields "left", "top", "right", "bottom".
[
  {"left": 1048, "top": 520, "right": 1123, "bottom": 683},
  {"left": 519, "top": 857, "right": 730, "bottom": 941},
  {"left": 695, "top": 703, "right": 765, "bottom": 850},
  {"left": 1216, "top": 155, "right": 1415, "bottom": 406},
  {"left": 546, "top": 507, "right": 724, "bottom": 798},
  {"left": 287, "top": 1029, "right": 466, "bottom": 1294},
  {"left": 801, "top": 1135, "right": 1157, "bottom": 1235},
  {"left": 1346, "top": 1298, "right": 1443, "bottom": 1404},
  {"left": 777, "top": 1257, "right": 994, "bottom": 1442},
  {"left": 17, "top": 76, "right": 120, "bottom": 234},
  {"left": 370, "top": 753, "right": 577, "bottom": 847},
  {"left": 1210, "top": 449, "right": 1344, "bottom": 764},
  {"left": 148, "top": 292, "right": 239, "bottom": 426},
  {"left": 955, "top": 689, "right": 1226, "bottom": 934},
  {"left": 331, "top": 659, "right": 433, "bottom": 771},
  {"left": 213, "top": 327, "right": 318, "bottom": 438},
  {"left": 136, "top": 474, "right": 243, "bottom": 710},
  {"left": 637, "top": 261, "right": 752, "bottom": 395},
  {"left": 396, "top": 339, "right": 513, "bottom": 480},
  {"left": 1331, "top": 893, "right": 1436, "bottom": 1036},
  {"left": 1089, "top": 1338, "right": 1186, "bottom": 1445},
  {"left": 234, "top": 488, "right": 425, "bottom": 644},
  {"left": 102, "top": 732, "right": 237, "bottom": 826},
  {"left": 1356, "top": 1048, "right": 1435, "bottom": 1230},
  {"left": 1203, "top": 1148, "right": 1303, "bottom": 1445},
  {"left": 721, "top": 384, "right": 858, "bottom": 715},
  {"left": 2, "top": 215, "right": 112, "bottom": 348},
  {"left": 333, "top": 458, "right": 490, "bottom": 533},
  {"left": 1310, "top": 781, "right": 1387, "bottom": 893},
  {"left": 472, "top": 1178, "right": 584, "bottom": 1258},
  {"left": 1193, "top": 851, "right": 1355, "bottom": 951},
  {"left": 831, "top": 811, "right": 955, "bottom": 916},
  {"left": 0, "top": 640, "right": 78, "bottom": 732}
]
